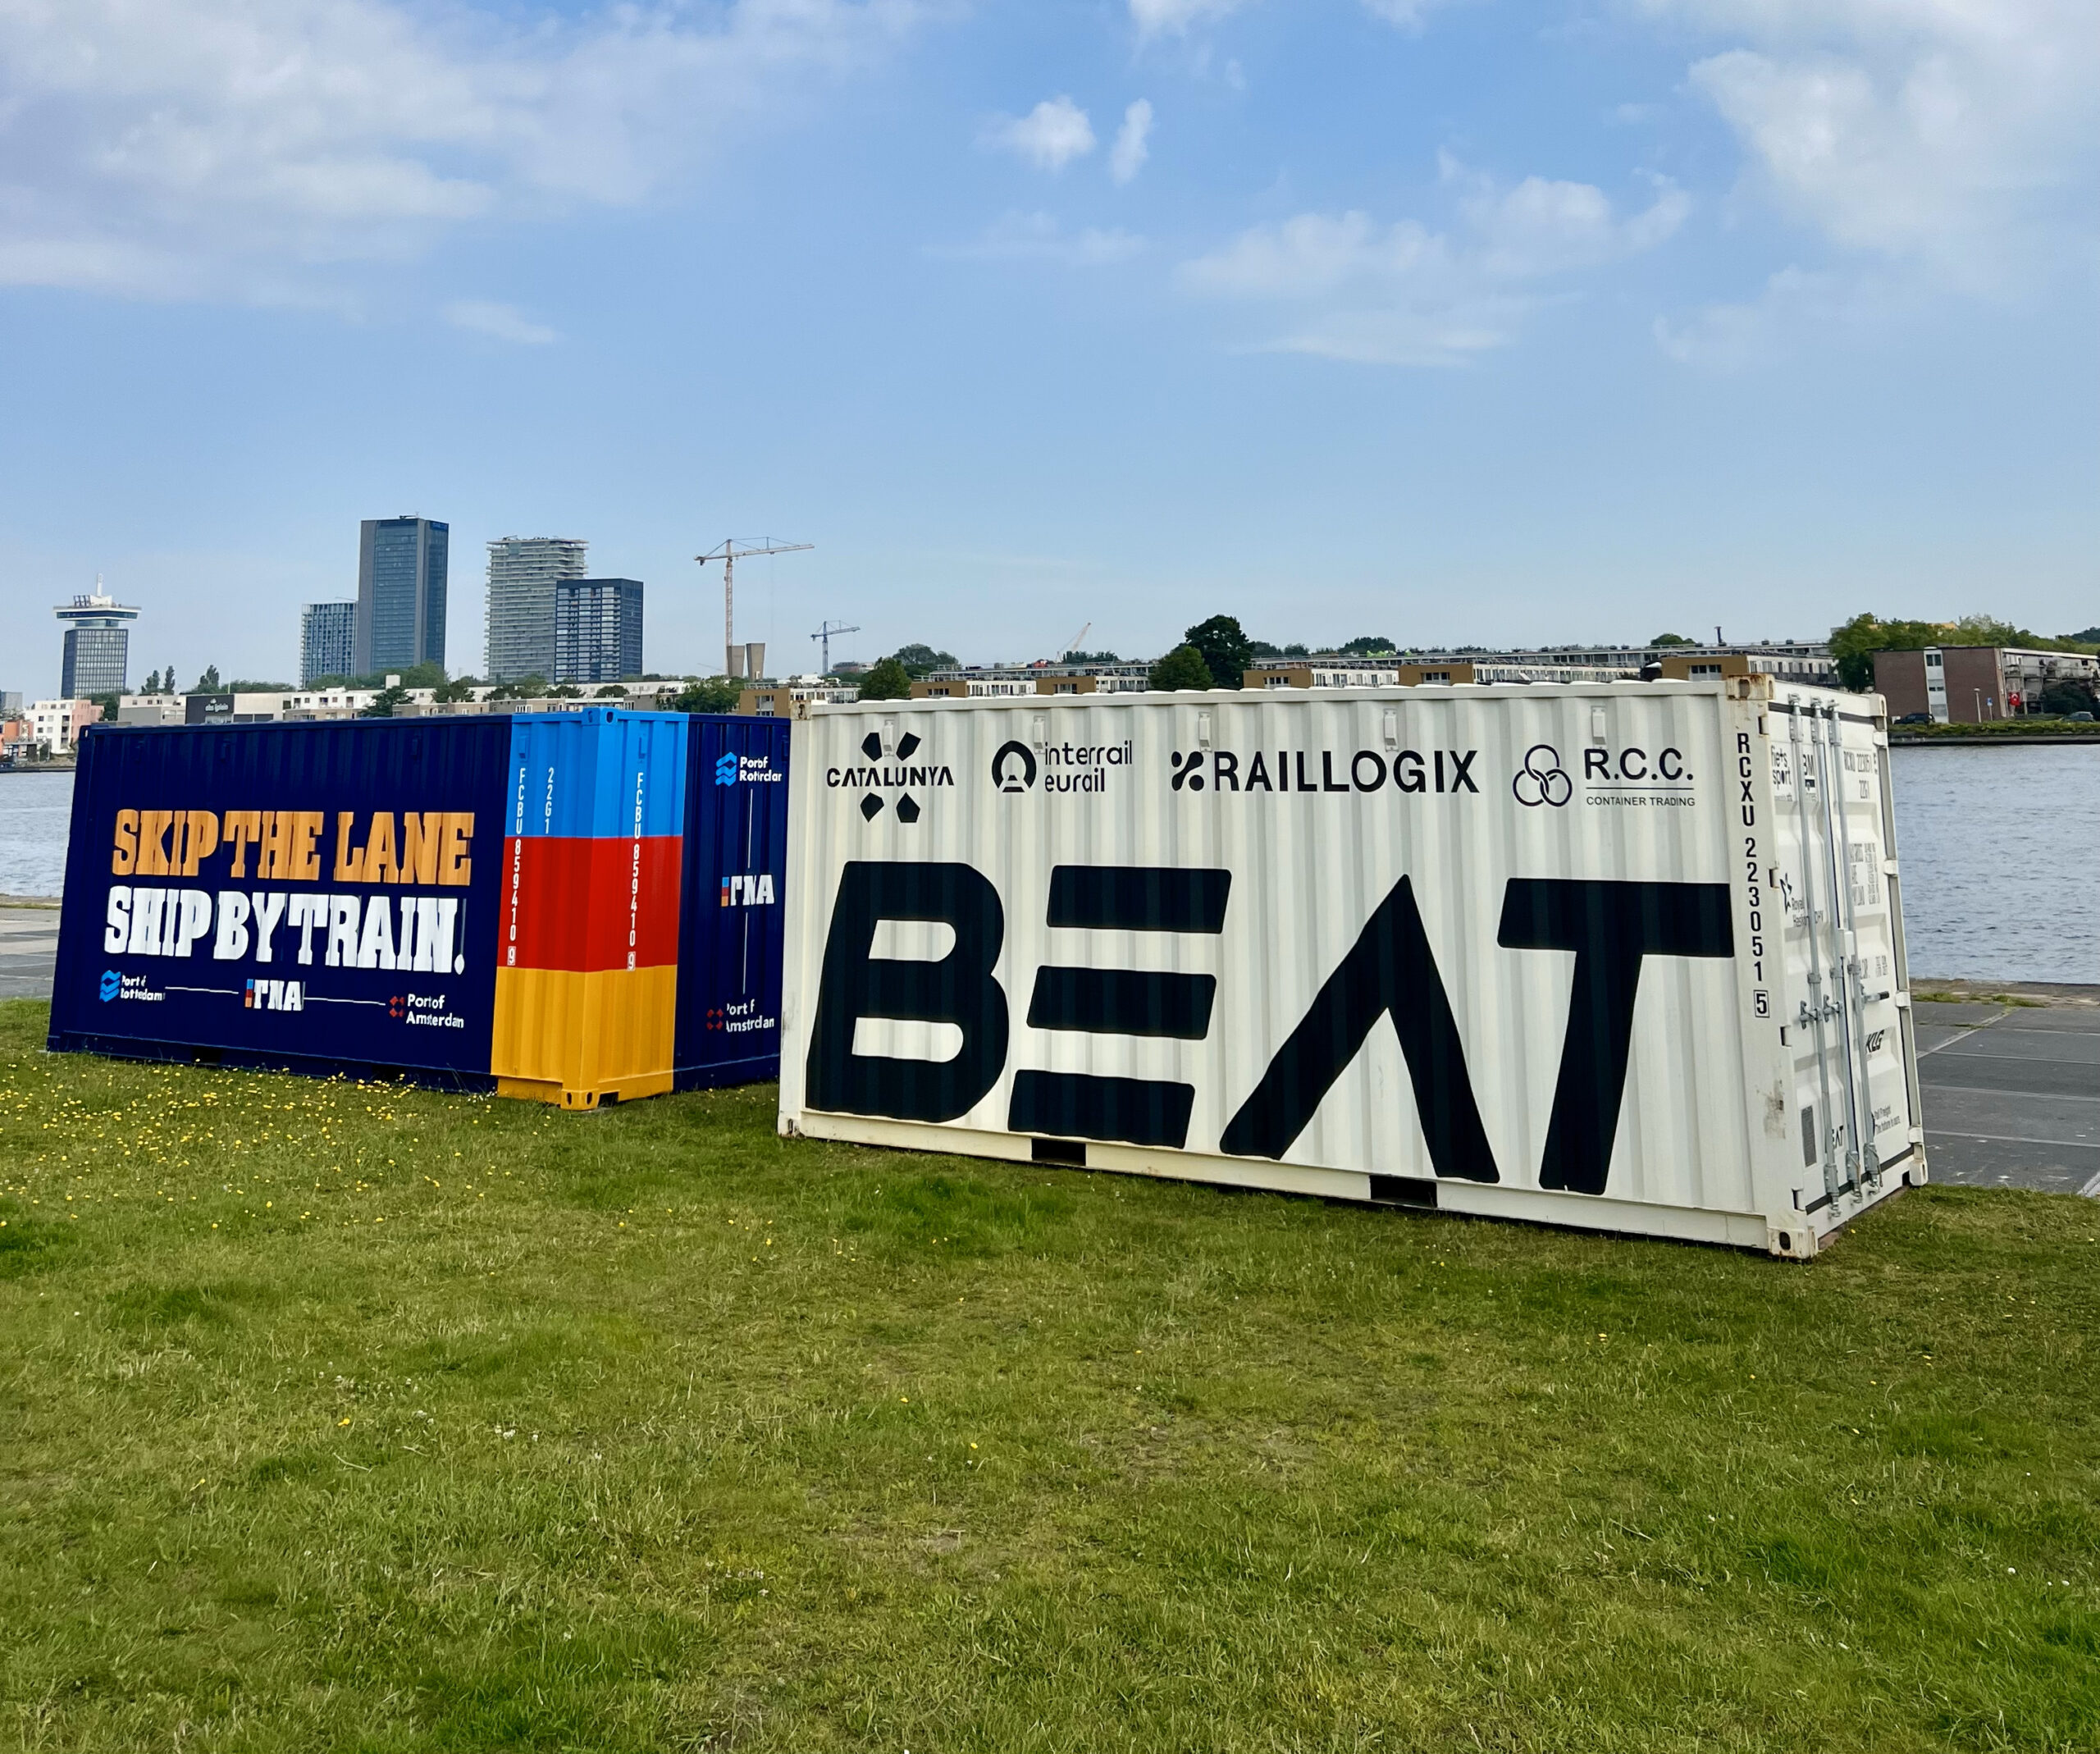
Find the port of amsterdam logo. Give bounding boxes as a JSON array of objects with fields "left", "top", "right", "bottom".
[
  {"left": 990, "top": 740, "right": 1037, "bottom": 794},
  {"left": 1512, "top": 745, "right": 1572, "bottom": 807}
]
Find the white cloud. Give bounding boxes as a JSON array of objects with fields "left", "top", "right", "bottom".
[
  {"left": 1130, "top": 0, "right": 1251, "bottom": 39},
  {"left": 983, "top": 96, "right": 1097, "bottom": 171},
  {"left": 445, "top": 299, "right": 557, "bottom": 345},
  {"left": 1358, "top": 0, "right": 1461, "bottom": 30},
  {"left": 0, "top": 0, "right": 924, "bottom": 299},
  {"left": 1645, "top": 0, "right": 2096, "bottom": 289},
  {"left": 930, "top": 211, "right": 1144, "bottom": 266},
  {"left": 1181, "top": 162, "right": 1688, "bottom": 364},
  {"left": 1134, "top": 0, "right": 1446, "bottom": 34},
  {"left": 1110, "top": 100, "right": 1154, "bottom": 185}
]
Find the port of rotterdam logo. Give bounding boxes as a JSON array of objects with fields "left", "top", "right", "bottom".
[
  {"left": 1513, "top": 745, "right": 1572, "bottom": 807},
  {"left": 716, "top": 750, "right": 783, "bottom": 787}
]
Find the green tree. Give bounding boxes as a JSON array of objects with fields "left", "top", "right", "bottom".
[
  {"left": 194, "top": 665, "right": 222, "bottom": 693},
  {"left": 545, "top": 683, "right": 585, "bottom": 699},
  {"left": 673, "top": 676, "right": 743, "bottom": 714},
  {"left": 434, "top": 675, "right": 480, "bottom": 704},
  {"left": 1148, "top": 645, "right": 1213, "bottom": 691},
  {"left": 225, "top": 679, "right": 294, "bottom": 692},
  {"left": 595, "top": 684, "right": 628, "bottom": 698},
  {"left": 2039, "top": 677, "right": 2099, "bottom": 716},
  {"left": 888, "top": 644, "right": 958, "bottom": 678},
  {"left": 140, "top": 668, "right": 159, "bottom": 695},
  {"left": 361, "top": 684, "right": 410, "bottom": 719},
  {"left": 1828, "top": 614, "right": 1950, "bottom": 692},
  {"left": 1064, "top": 649, "right": 1121, "bottom": 664},
  {"left": 857, "top": 657, "right": 915, "bottom": 701},
  {"left": 1339, "top": 635, "right": 1397, "bottom": 655},
  {"left": 1183, "top": 615, "right": 1253, "bottom": 690},
  {"left": 1649, "top": 633, "right": 1692, "bottom": 646}
]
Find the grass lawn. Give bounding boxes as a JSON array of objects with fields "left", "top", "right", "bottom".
[{"left": 2, "top": 997, "right": 2096, "bottom": 1752}]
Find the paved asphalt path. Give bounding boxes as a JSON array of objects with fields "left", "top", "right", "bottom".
[
  {"left": 1913, "top": 1000, "right": 2100, "bottom": 1198},
  {"left": 0, "top": 906, "right": 57, "bottom": 1002},
  {"left": 1, "top": 902, "right": 2090, "bottom": 1198}
]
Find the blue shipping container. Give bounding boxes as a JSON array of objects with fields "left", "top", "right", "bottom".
[{"left": 47, "top": 710, "right": 792, "bottom": 1104}]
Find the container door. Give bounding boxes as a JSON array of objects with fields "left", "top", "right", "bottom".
[{"left": 1774, "top": 696, "right": 1916, "bottom": 1209}]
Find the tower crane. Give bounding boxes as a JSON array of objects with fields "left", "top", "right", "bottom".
[
  {"left": 810, "top": 620, "right": 861, "bottom": 675},
  {"left": 695, "top": 538, "right": 813, "bottom": 677}
]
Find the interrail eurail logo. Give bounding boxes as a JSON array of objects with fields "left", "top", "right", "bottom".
[
  {"left": 1003, "top": 736, "right": 1126, "bottom": 795},
  {"left": 1512, "top": 745, "right": 1572, "bottom": 807},
  {"left": 991, "top": 741, "right": 1036, "bottom": 793},
  {"left": 825, "top": 729, "right": 953, "bottom": 824}
]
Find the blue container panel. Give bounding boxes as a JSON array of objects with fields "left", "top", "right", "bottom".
[
  {"left": 673, "top": 715, "right": 791, "bottom": 1089},
  {"left": 504, "top": 710, "right": 688, "bottom": 842},
  {"left": 48, "top": 718, "right": 511, "bottom": 1084}
]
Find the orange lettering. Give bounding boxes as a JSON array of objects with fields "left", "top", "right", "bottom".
[
  {"left": 334, "top": 811, "right": 365, "bottom": 882},
  {"left": 258, "top": 811, "right": 290, "bottom": 880},
  {"left": 363, "top": 812, "right": 399, "bottom": 885},
  {"left": 221, "top": 811, "right": 262, "bottom": 879},
  {"left": 290, "top": 813, "right": 323, "bottom": 882},
  {"left": 399, "top": 813, "right": 441, "bottom": 885},
  {"left": 112, "top": 809, "right": 139, "bottom": 875},
  {"left": 136, "top": 810, "right": 176, "bottom": 876},
  {"left": 178, "top": 811, "right": 219, "bottom": 877},
  {"left": 440, "top": 813, "right": 473, "bottom": 886}
]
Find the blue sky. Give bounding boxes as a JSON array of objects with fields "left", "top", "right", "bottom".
[{"left": 0, "top": 0, "right": 2093, "bottom": 692}]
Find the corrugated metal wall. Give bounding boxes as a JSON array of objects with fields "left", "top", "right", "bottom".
[{"left": 779, "top": 682, "right": 1922, "bottom": 1249}]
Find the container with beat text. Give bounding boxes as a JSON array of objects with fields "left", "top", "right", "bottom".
[
  {"left": 777, "top": 678, "right": 1925, "bottom": 1256},
  {"left": 48, "top": 710, "right": 791, "bottom": 1105}
]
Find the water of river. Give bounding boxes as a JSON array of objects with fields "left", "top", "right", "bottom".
[{"left": 3, "top": 746, "right": 2094, "bottom": 981}]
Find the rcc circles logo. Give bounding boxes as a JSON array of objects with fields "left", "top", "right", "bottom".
[{"left": 1512, "top": 745, "right": 1572, "bottom": 807}]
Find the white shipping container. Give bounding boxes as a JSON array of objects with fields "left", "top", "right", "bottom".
[{"left": 778, "top": 680, "right": 1926, "bottom": 1256}]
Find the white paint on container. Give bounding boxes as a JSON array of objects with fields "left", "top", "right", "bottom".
[{"left": 777, "top": 679, "right": 1924, "bottom": 1256}]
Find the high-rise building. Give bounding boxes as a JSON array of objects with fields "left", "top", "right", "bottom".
[
  {"left": 554, "top": 578, "right": 645, "bottom": 683},
  {"left": 486, "top": 537, "right": 587, "bottom": 683},
  {"left": 300, "top": 601, "right": 357, "bottom": 684},
  {"left": 354, "top": 517, "right": 448, "bottom": 677},
  {"left": 55, "top": 585, "right": 139, "bottom": 698}
]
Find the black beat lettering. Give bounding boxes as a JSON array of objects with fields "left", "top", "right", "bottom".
[
  {"left": 1496, "top": 879, "right": 1734, "bottom": 1196},
  {"left": 1620, "top": 747, "right": 1648, "bottom": 780},
  {"left": 1584, "top": 748, "right": 1610, "bottom": 779},
  {"left": 806, "top": 861, "right": 1009, "bottom": 1123},
  {"left": 1221, "top": 875, "right": 1499, "bottom": 1182}
]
